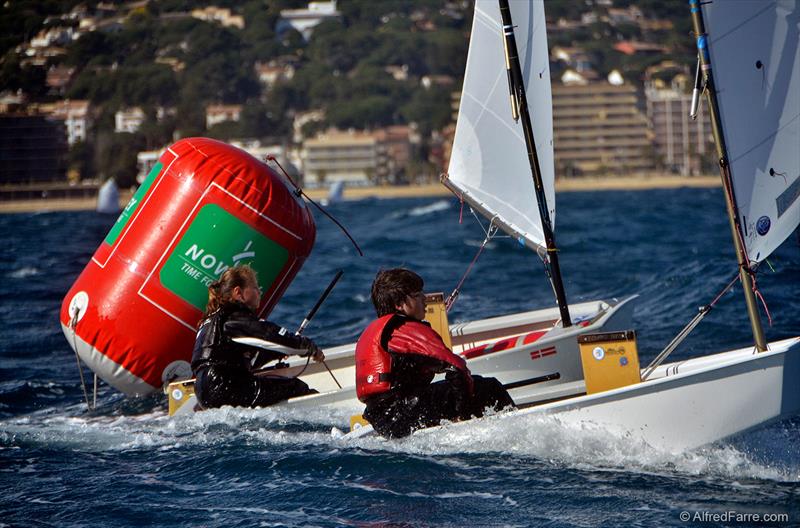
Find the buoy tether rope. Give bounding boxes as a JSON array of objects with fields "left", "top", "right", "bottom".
[{"left": 69, "top": 305, "right": 93, "bottom": 411}]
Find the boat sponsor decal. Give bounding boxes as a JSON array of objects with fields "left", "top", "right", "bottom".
[
  {"left": 159, "top": 204, "right": 289, "bottom": 310},
  {"left": 530, "top": 345, "right": 556, "bottom": 361},
  {"left": 776, "top": 176, "right": 800, "bottom": 218},
  {"left": 620, "top": 356, "right": 628, "bottom": 366},
  {"left": 104, "top": 161, "right": 163, "bottom": 246},
  {"left": 592, "top": 346, "right": 605, "bottom": 360},
  {"left": 756, "top": 215, "right": 771, "bottom": 236}
]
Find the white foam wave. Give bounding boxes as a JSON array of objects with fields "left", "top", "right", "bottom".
[
  {"left": 5, "top": 402, "right": 797, "bottom": 484},
  {"left": 8, "top": 266, "right": 39, "bottom": 278},
  {"left": 408, "top": 199, "right": 451, "bottom": 217},
  {"left": 0, "top": 403, "right": 355, "bottom": 452},
  {"left": 338, "top": 412, "right": 800, "bottom": 483}
]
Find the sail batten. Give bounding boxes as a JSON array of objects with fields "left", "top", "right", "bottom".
[
  {"left": 704, "top": 0, "right": 800, "bottom": 263},
  {"left": 448, "top": 0, "right": 554, "bottom": 252}
]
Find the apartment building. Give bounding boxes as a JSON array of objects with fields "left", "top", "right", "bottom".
[
  {"left": 552, "top": 82, "right": 654, "bottom": 176},
  {"left": 302, "top": 127, "right": 412, "bottom": 187},
  {"left": 302, "top": 130, "right": 378, "bottom": 188},
  {"left": 645, "top": 75, "right": 712, "bottom": 175}
]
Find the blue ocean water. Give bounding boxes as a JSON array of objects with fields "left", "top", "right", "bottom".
[{"left": 1, "top": 188, "right": 799, "bottom": 527}]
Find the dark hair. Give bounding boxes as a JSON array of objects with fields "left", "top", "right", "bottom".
[
  {"left": 370, "top": 268, "right": 424, "bottom": 317},
  {"left": 202, "top": 264, "right": 258, "bottom": 322}
]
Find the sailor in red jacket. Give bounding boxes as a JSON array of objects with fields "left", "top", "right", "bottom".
[{"left": 356, "top": 268, "right": 514, "bottom": 437}]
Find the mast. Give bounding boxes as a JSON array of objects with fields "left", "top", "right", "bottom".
[
  {"left": 689, "top": 0, "right": 766, "bottom": 351},
  {"left": 498, "top": 0, "right": 571, "bottom": 327}
]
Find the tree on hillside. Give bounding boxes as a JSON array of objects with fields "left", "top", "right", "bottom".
[{"left": 94, "top": 132, "right": 145, "bottom": 188}]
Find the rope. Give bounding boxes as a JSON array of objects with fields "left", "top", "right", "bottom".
[
  {"left": 266, "top": 155, "right": 364, "bottom": 257},
  {"left": 641, "top": 272, "right": 739, "bottom": 381},
  {"left": 445, "top": 216, "right": 500, "bottom": 312},
  {"left": 69, "top": 306, "right": 93, "bottom": 411},
  {"left": 720, "top": 162, "right": 771, "bottom": 324}
]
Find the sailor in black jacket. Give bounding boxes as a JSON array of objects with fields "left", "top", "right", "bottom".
[{"left": 191, "top": 265, "right": 324, "bottom": 409}]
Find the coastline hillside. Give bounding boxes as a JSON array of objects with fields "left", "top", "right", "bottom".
[{"left": 2, "top": 0, "right": 705, "bottom": 207}]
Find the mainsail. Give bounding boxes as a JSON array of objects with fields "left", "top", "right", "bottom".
[
  {"left": 447, "top": 0, "right": 554, "bottom": 252},
  {"left": 704, "top": 0, "right": 800, "bottom": 263}
]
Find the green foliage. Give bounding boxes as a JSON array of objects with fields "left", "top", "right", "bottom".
[
  {"left": 67, "top": 140, "right": 94, "bottom": 179},
  {"left": 400, "top": 86, "right": 452, "bottom": 136},
  {"left": 2, "top": 0, "right": 702, "bottom": 182},
  {"left": 0, "top": 0, "right": 83, "bottom": 56},
  {"left": 0, "top": 54, "right": 47, "bottom": 97},
  {"left": 94, "top": 132, "right": 146, "bottom": 187}
]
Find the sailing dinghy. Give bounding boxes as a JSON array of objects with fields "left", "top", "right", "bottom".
[
  {"left": 169, "top": 0, "right": 637, "bottom": 415},
  {"left": 338, "top": 0, "right": 800, "bottom": 451}
]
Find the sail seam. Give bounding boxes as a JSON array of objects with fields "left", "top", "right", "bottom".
[
  {"left": 729, "top": 112, "right": 800, "bottom": 164},
  {"left": 708, "top": 2, "right": 775, "bottom": 44}
]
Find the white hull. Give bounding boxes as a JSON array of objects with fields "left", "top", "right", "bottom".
[
  {"left": 174, "top": 297, "right": 637, "bottom": 415},
  {"left": 345, "top": 337, "right": 800, "bottom": 452},
  {"left": 278, "top": 296, "right": 637, "bottom": 411}
]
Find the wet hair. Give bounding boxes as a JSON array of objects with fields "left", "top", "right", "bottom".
[
  {"left": 370, "top": 268, "right": 424, "bottom": 317},
  {"left": 202, "top": 264, "right": 258, "bottom": 322}
]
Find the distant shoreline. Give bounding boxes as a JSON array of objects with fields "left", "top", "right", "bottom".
[{"left": 0, "top": 175, "right": 720, "bottom": 214}]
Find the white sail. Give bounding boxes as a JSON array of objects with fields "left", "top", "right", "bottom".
[
  {"left": 704, "top": 0, "right": 800, "bottom": 263},
  {"left": 447, "top": 0, "right": 554, "bottom": 251}
]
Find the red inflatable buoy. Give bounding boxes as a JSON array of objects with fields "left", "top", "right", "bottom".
[{"left": 60, "top": 138, "right": 316, "bottom": 396}]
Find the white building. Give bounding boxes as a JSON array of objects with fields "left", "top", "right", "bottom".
[
  {"left": 205, "top": 104, "right": 243, "bottom": 128},
  {"left": 645, "top": 75, "right": 712, "bottom": 176},
  {"left": 302, "top": 129, "right": 377, "bottom": 188},
  {"left": 115, "top": 107, "right": 145, "bottom": 133},
  {"left": 47, "top": 100, "right": 91, "bottom": 145},
  {"left": 278, "top": 1, "right": 340, "bottom": 41},
  {"left": 191, "top": 7, "right": 245, "bottom": 29},
  {"left": 254, "top": 62, "right": 295, "bottom": 90}
]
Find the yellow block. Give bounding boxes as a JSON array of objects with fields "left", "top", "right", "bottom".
[
  {"left": 424, "top": 292, "right": 452, "bottom": 349},
  {"left": 578, "top": 331, "right": 641, "bottom": 395},
  {"left": 350, "top": 414, "right": 369, "bottom": 431},
  {"left": 167, "top": 379, "right": 196, "bottom": 416}
]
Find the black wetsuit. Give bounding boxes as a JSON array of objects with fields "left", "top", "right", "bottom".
[
  {"left": 363, "top": 354, "right": 513, "bottom": 438},
  {"left": 360, "top": 316, "right": 514, "bottom": 438},
  {"left": 191, "top": 302, "right": 315, "bottom": 409}
]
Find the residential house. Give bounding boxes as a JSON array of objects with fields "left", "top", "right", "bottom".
[
  {"left": 45, "top": 100, "right": 92, "bottom": 145},
  {"left": 278, "top": 1, "right": 340, "bottom": 41},
  {"left": 206, "top": 104, "right": 243, "bottom": 128},
  {"left": 115, "top": 107, "right": 145, "bottom": 133}
]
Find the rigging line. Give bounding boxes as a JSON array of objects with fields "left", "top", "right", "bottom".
[
  {"left": 641, "top": 272, "right": 739, "bottom": 381},
  {"left": 749, "top": 270, "right": 773, "bottom": 326},
  {"left": 266, "top": 155, "right": 364, "bottom": 257},
  {"left": 445, "top": 221, "right": 499, "bottom": 312},
  {"left": 720, "top": 162, "right": 772, "bottom": 324},
  {"left": 468, "top": 207, "right": 510, "bottom": 239}
]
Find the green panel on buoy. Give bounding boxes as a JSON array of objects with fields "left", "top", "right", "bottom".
[
  {"left": 105, "top": 162, "right": 163, "bottom": 246},
  {"left": 159, "top": 204, "right": 290, "bottom": 310}
]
